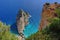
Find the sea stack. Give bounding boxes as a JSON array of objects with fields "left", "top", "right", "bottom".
[{"left": 16, "top": 9, "right": 30, "bottom": 40}]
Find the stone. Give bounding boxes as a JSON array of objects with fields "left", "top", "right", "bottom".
[{"left": 39, "top": 2, "right": 60, "bottom": 30}]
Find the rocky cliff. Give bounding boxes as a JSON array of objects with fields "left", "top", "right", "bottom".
[{"left": 39, "top": 2, "right": 60, "bottom": 30}]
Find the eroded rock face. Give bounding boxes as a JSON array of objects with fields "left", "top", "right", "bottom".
[
  {"left": 39, "top": 2, "right": 60, "bottom": 30},
  {"left": 16, "top": 9, "right": 31, "bottom": 40},
  {"left": 10, "top": 9, "right": 31, "bottom": 40},
  {"left": 16, "top": 9, "right": 30, "bottom": 34}
]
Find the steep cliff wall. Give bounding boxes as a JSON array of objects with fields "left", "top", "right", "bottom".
[{"left": 39, "top": 2, "right": 60, "bottom": 30}]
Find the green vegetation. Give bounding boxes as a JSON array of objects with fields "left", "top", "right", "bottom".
[
  {"left": 26, "top": 8, "right": 60, "bottom": 40},
  {"left": 0, "top": 21, "right": 18, "bottom": 40},
  {"left": 55, "top": 8, "right": 60, "bottom": 18}
]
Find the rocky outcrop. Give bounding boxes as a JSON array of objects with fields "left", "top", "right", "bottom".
[
  {"left": 16, "top": 9, "right": 31, "bottom": 40},
  {"left": 39, "top": 2, "right": 60, "bottom": 30},
  {"left": 10, "top": 9, "right": 31, "bottom": 40}
]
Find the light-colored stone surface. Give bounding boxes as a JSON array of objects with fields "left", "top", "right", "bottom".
[{"left": 16, "top": 9, "right": 31, "bottom": 40}]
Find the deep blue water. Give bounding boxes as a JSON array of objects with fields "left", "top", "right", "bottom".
[{"left": 0, "top": 0, "right": 60, "bottom": 37}]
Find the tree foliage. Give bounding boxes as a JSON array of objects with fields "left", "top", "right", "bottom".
[{"left": 0, "top": 21, "right": 18, "bottom": 40}]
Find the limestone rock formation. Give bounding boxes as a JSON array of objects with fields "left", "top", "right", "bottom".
[
  {"left": 16, "top": 9, "right": 31, "bottom": 40},
  {"left": 10, "top": 9, "right": 31, "bottom": 40},
  {"left": 39, "top": 2, "right": 60, "bottom": 30}
]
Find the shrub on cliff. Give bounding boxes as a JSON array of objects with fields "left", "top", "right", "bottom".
[
  {"left": 55, "top": 8, "right": 60, "bottom": 18},
  {"left": 0, "top": 21, "right": 18, "bottom": 40}
]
